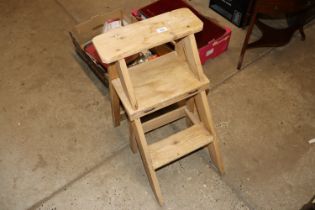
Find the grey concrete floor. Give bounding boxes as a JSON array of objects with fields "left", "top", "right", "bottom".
[{"left": 0, "top": 0, "right": 314, "bottom": 210}]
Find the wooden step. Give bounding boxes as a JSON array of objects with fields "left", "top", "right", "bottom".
[
  {"left": 149, "top": 123, "right": 213, "bottom": 170},
  {"left": 112, "top": 52, "right": 209, "bottom": 120}
]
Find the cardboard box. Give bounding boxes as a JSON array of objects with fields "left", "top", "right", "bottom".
[{"left": 69, "top": 10, "right": 131, "bottom": 86}]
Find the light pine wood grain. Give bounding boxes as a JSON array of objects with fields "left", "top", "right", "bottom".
[
  {"left": 149, "top": 123, "right": 213, "bottom": 170},
  {"left": 108, "top": 63, "right": 121, "bottom": 127},
  {"left": 175, "top": 34, "right": 206, "bottom": 82},
  {"left": 128, "top": 121, "right": 138, "bottom": 153},
  {"left": 195, "top": 91, "right": 225, "bottom": 174},
  {"left": 142, "top": 107, "right": 186, "bottom": 133},
  {"left": 132, "top": 119, "right": 164, "bottom": 205},
  {"left": 112, "top": 52, "right": 209, "bottom": 120},
  {"left": 91, "top": 7, "right": 224, "bottom": 205},
  {"left": 184, "top": 107, "right": 200, "bottom": 125},
  {"left": 92, "top": 8, "right": 203, "bottom": 63},
  {"left": 117, "top": 59, "right": 138, "bottom": 109}
]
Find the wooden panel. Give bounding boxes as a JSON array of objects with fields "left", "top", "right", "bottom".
[
  {"left": 92, "top": 8, "right": 203, "bottom": 63},
  {"left": 149, "top": 123, "right": 213, "bottom": 170},
  {"left": 112, "top": 52, "right": 209, "bottom": 119}
]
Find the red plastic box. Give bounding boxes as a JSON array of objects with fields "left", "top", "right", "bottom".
[{"left": 132, "top": 0, "right": 232, "bottom": 64}]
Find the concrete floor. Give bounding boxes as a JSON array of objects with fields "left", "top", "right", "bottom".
[{"left": 0, "top": 0, "right": 314, "bottom": 209}]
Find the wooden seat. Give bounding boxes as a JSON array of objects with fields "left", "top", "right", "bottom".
[
  {"left": 93, "top": 8, "right": 224, "bottom": 205},
  {"left": 112, "top": 51, "right": 209, "bottom": 119},
  {"left": 93, "top": 8, "right": 203, "bottom": 64}
]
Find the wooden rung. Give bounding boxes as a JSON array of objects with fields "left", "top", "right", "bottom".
[
  {"left": 149, "top": 123, "right": 213, "bottom": 170},
  {"left": 143, "top": 107, "right": 186, "bottom": 133}
]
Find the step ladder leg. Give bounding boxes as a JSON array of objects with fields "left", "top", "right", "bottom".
[
  {"left": 195, "top": 91, "right": 225, "bottom": 175},
  {"left": 185, "top": 97, "right": 196, "bottom": 126},
  {"left": 108, "top": 64, "right": 121, "bottom": 127},
  {"left": 132, "top": 119, "right": 164, "bottom": 205},
  {"left": 128, "top": 122, "right": 138, "bottom": 153}
]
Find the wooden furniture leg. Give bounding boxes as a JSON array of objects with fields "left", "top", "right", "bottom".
[
  {"left": 108, "top": 64, "right": 121, "bottom": 127},
  {"left": 185, "top": 97, "right": 196, "bottom": 126},
  {"left": 237, "top": 0, "right": 310, "bottom": 70},
  {"left": 299, "top": 26, "right": 306, "bottom": 41},
  {"left": 132, "top": 119, "right": 164, "bottom": 205},
  {"left": 195, "top": 91, "right": 224, "bottom": 174},
  {"left": 128, "top": 121, "right": 138, "bottom": 153},
  {"left": 237, "top": 12, "right": 257, "bottom": 70}
]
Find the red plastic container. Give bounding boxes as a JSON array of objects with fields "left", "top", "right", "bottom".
[
  {"left": 198, "top": 28, "right": 231, "bottom": 63},
  {"left": 132, "top": 0, "right": 232, "bottom": 64}
]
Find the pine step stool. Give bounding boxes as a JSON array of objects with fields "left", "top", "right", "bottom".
[{"left": 92, "top": 8, "right": 224, "bottom": 205}]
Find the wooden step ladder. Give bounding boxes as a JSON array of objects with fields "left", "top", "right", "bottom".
[{"left": 93, "top": 8, "right": 224, "bottom": 205}]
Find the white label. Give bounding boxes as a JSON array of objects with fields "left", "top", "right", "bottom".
[
  {"left": 156, "top": 27, "right": 168, "bottom": 33},
  {"left": 206, "top": 49, "right": 214, "bottom": 56}
]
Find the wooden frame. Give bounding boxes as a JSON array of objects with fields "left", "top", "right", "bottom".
[{"left": 92, "top": 9, "right": 224, "bottom": 205}]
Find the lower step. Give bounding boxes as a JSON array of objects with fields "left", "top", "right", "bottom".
[{"left": 149, "top": 123, "right": 213, "bottom": 170}]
